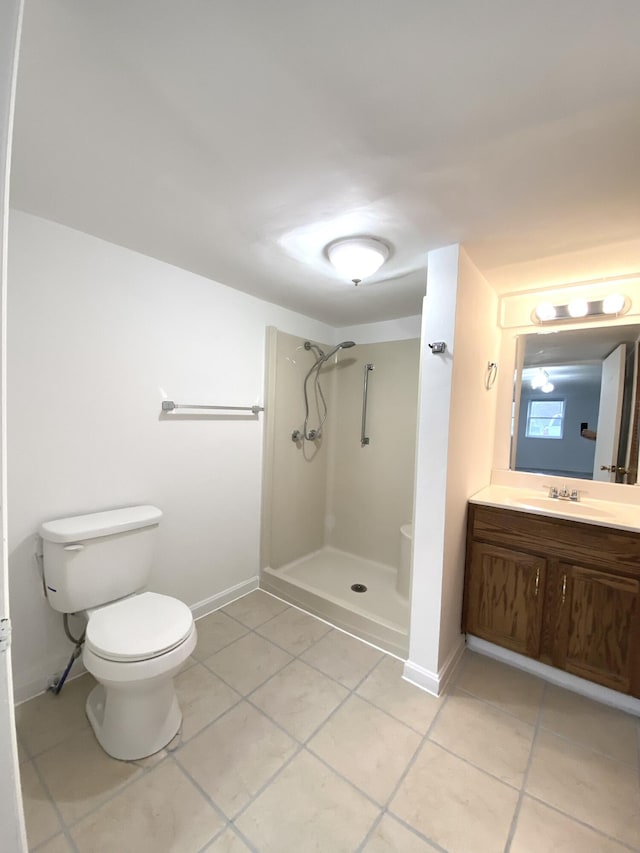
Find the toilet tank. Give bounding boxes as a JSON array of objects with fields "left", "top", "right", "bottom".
[{"left": 39, "top": 505, "right": 162, "bottom": 613}]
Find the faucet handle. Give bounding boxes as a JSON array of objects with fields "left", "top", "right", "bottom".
[
  {"left": 548, "top": 485, "right": 559, "bottom": 498},
  {"left": 570, "top": 489, "right": 580, "bottom": 501}
]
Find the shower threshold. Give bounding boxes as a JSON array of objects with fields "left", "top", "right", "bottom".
[{"left": 261, "top": 546, "right": 409, "bottom": 658}]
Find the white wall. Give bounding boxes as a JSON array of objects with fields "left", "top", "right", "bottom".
[
  {"left": 406, "top": 245, "right": 499, "bottom": 693},
  {"left": 1, "top": 1, "right": 27, "bottom": 849},
  {"left": 8, "top": 210, "right": 334, "bottom": 701},
  {"left": 337, "top": 315, "right": 422, "bottom": 345}
]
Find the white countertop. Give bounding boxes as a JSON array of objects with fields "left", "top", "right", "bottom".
[{"left": 469, "top": 484, "right": 640, "bottom": 533}]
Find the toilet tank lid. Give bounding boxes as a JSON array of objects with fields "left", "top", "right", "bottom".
[{"left": 39, "top": 505, "right": 162, "bottom": 543}]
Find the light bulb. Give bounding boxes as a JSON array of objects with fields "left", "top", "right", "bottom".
[
  {"left": 535, "top": 302, "right": 556, "bottom": 322},
  {"left": 602, "top": 293, "right": 625, "bottom": 314},
  {"left": 531, "top": 368, "right": 548, "bottom": 390},
  {"left": 568, "top": 299, "right": 589, "bottom": 318},
  {"left": 541, "top": 381, "right": 555, "bottom": 393},
  {"left": 327, "top": 238, "right": 388, "bottom": 282}
]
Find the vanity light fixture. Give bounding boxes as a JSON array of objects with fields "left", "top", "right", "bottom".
[
  {"left": 602, "top": 293, "right": 626, "bottom": 314},
  {"left": 532, "top": 294, "right": 629, "bottom": 325},
  {"left": 327, "top": 237, "right": 390, "bottom": 285},
  {"left": 534, "top": 302, "right": 557, "bottom": 322},
  {"left": 567, "top": 298, "right": 589, "bottom": 318}
]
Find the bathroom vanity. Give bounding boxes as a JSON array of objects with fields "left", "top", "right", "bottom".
[{"left": 463, "top": 492, "right": 640, "bottom": 698}]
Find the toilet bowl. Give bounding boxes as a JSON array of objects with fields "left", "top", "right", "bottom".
[
  {"left": 39, "top": 505, "right": 196, "bottom": 761},
  {"left": 398, "top": 523, "right": 412, "bottom": 598},
  {"left": 82, "top": 591, "right": 197, "bottom": 760}
]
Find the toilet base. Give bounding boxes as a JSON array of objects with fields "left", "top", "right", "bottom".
[
  {"left": 83, "top": 622, "right": 196, "bottom": 761},
  {"left": 86, "top": 680, "right": 182, "bottom": 761}
]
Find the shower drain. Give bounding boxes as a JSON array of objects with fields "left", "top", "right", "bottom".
[{"left": 351, "top": 583, "right": 367, "bottom": 593}]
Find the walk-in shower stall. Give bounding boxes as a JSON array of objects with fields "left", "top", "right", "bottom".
[{"left": 261, "top": 327, "right": 420, "bottom": 656}]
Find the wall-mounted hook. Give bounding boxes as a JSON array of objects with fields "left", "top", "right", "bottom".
[
  {"left": 485, "top": 362, "right": 498, "bottom": 390},
  {"left": 428, "top": 342, "right": 447, "bottom": 354}
]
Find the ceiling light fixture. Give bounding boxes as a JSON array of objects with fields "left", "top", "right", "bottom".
[
  {"left": 532, "top": 294, "right": 629, "bottom": 325},
  {"left": 531, "top": 368, "right": 549, "bottom": 390},
  {"left": 327, "top": 237, "right": 389, "bottom": 286}
]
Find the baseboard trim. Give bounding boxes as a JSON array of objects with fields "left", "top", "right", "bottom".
[
  {"left": 467, "top": 635, "right": 640, "bottom": 717},
  {"left": 402, "top": 635, "right": 466, "bottom": 697},
  {"left": 191, "top": 576, "right": 259, "bottom": 621}
]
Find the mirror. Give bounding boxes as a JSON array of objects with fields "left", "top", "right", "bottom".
[{"left": 511, "top": 324, "right": 640, "bottom": 484}]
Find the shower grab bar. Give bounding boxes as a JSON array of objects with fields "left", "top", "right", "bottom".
[
  {"left": 161, "top": 401, "right": 264, "bottom": 414},
  {"left": 361, "top": 363, "right": 374, "bottom": 446}
]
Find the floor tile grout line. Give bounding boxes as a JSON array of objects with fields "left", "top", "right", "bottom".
[
  {"left": 48, "top": 751, "right": 175, "bottom": 835},
  {"left": 522, "top": 791, "right": 640, "bottom": 852},
  {"left": 354, "top": 686, "right": 457, "bottom": 853},
  {"left": 172, "top": 746, "right": 269, "bottom": 853},
  {"left": 27, "top": 754, "right": 81, "bottom": 852},
  {"left": 169, "top": 754, "right": 238, "bottom": 837},
  {"left": 197, "top": 620, "right": 385, "bottom": 707},
  {"left": 224, "top": 645, "right": 395, "bottom": 836},
  {"left": 196, "top": 822, "right": 260, "bottom": 853},
  {"left": 456, "top": 673, "right": 640, "bottom": 770},
  {"left": 422, "top": 737, "right": 523, "bottom": 793},
  {"left": 503, "top": 679, "right": 548, "bottom": 852},
  {"left": 454, "top": 683, "right": 543, "bottom": 726},
  {"left": 535, "top": 721, "right": 640, "bottom": 769}
]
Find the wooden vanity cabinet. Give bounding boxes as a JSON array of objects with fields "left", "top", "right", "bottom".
[
  {"left": 463, "top": 504, "right": 640, "bottom": 698},
  {"left": 464, "top": 542, "right": 546, "bottom": 657}
]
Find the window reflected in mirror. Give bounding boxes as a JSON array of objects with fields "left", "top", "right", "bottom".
[{"left": 511, "top": 325, "right": 640, "bottom": 484}]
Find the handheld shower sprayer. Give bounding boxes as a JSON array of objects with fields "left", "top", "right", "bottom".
[{"left": 300, "top": 341, "right": 356, "bottom": 440}]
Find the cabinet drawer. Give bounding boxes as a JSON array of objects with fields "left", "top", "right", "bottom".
[{"left": 469, "top": 504, "right": 640, "bottom": 578}]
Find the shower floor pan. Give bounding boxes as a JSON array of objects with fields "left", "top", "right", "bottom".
[{"left": 261, "top": 546, "right": 410, "bottom": 658}]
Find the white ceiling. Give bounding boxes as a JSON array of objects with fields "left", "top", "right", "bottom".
[
  {"left": 10, "top": 1, "right": 640, "bottom": 326},
  {"left": 524, "top": 324, "right": 640, "bottom": 364}
]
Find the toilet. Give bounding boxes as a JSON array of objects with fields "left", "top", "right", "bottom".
[{"left": 39, "top": 505, "right": 197, "bottom": 761}]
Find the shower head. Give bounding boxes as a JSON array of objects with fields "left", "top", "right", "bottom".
[{"left": 320, "top": 341, "right": 356, "bottom": 363}]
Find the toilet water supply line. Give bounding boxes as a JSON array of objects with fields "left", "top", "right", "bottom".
[
  {"left": 50, "top": 614, "right": 86, "bottom": 695},
  {"left": 36, "top": 540, "right": 86, "bottom": 694}
]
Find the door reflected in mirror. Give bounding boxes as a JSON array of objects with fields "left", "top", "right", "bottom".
[{"left": 511, "top": 325, "right": 640, "bottom": 485}]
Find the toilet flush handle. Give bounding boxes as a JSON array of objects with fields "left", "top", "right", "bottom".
[{"left": 63, "top": 544, "right": 84, "bottom": 551}]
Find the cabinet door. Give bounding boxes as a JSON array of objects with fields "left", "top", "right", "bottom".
[
  {"left": 556, "top": 565, "right": 640, "bottom": 694},
  {"left": 464, "top": 542, "right": 546, "bottom": 657}
]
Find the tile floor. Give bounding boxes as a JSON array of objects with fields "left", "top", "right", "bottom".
[{"left": 15, "top": 590, "right": 640, "bottom": 853}]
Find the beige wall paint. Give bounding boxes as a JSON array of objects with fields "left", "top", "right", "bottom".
[
  {"left": 326, "top": 339, "right": 420, "bottom": 567},
  {"left": 264, "top": 329, "right": 333, "bottom": 569}
]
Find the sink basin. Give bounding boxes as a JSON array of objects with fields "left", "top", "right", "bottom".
[{"left": 512, "top": 496, "right": 614, "bottom": 519}]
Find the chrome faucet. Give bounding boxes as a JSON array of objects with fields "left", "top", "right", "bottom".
[{"left": 547, "top": 484, "right": 580, "bottom": 501}]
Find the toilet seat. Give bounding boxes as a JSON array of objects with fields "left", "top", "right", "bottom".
[{"left": 85, "top": 591, "right": 193, "bottom": 662}]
